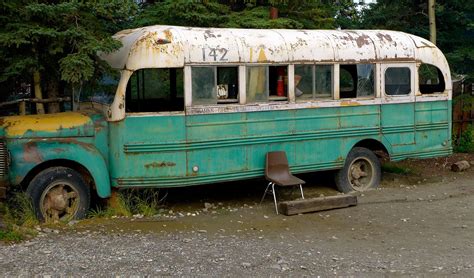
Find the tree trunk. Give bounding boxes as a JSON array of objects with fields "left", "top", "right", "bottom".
[
  {"left": 270, "top": 6, "right": 278, "bottom": 19},
  {"left": 428, "top": 0, "right": 436, "bottom": 44},
  {"left": 33, "top": 70, "right": 45, "bottom": 114},
  {"left": 47, "top": 79, "right": 60, "bottom": 113}
]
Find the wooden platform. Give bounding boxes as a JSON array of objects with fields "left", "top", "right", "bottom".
[{"left": 278, "top": 195, "right": 358, "bottom": 216}]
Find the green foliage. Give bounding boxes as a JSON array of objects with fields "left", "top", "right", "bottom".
[
  {"left": 0, "top": 229, "right": 24, "bottom": 242},
  {"left": 89, "top": 188, "right": 165, "bottom": 218},
  {"left": 226, "top": 6, "right": 304, "bottom": 28},
  {"left": 357, "top": 0, "right": 474, "bottom": 80},
  {"left": 454, "top": 125, "right": 474, "bottom": 153},
  {"left": 0, "top": 1, "right": 137, "bottom": 87},
  {"left": 133, "top": 0, "right": 229, "bottom": 28},
  {"left": 382, "top": 163, "right": 413, "bottom": 175},
  {"left": 4, "top": 192, "right": 39, "bottom": 228},
  {"left": 0, "top": 191, "right": 38, "bottom": 242},
  {"left": 134, "top": 0, "right": 335, "bottom": 29}
]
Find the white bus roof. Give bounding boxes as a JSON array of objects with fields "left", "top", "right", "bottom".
[{"left": 101, "top": 25, "right": 449, "bottom": 75}]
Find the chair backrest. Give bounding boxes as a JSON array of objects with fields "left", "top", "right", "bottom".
[{"left": 265, "top": 151, "right": 290, "bottom": 179}]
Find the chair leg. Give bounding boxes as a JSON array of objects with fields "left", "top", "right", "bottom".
[
  {"left": 272, "top": 183, "right": 279, "bottom": 214},
  {"left": 260, "top": 182, "right": 272, "bottom": 204},
  {"left": 299, "top": 184, "right": 305, "bottom": 199}
]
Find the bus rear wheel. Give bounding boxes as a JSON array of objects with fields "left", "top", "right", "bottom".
[
  {"left": 26, "top": 167, "right": 90, "bottom": 222},
  {"left": 336, "top": 147, "right": 381, "bottom": 193}
]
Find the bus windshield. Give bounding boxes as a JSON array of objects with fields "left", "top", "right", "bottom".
[{"left": 77, "top": 71, "right": 120, "bottom": 105}]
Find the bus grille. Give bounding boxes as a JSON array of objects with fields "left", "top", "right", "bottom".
[{"left": 0, "top": 141, "right": 7, "bottom": 177}]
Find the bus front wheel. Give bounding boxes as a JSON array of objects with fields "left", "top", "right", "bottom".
[
  {"left": 26, "top": 167, "right": 90, "bottom": 222},
  {"left": 336, "top": 147, "right": 381, "bottom": 193}
]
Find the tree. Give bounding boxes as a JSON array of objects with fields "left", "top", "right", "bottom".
[
  {"left": 133, "top": 0, "right": 335, "bottom": 29},
  {"left": 359, "top": 0, "right": 474, "bottom": 80},
  {"left": 0, "top": 0, "right": 137, "bottom": 113},
  {"left": 428, "top": 0, "right": 436, "bottom": 44}
]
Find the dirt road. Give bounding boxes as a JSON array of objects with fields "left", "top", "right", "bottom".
[{"left": 1, "top": 160, "right": 473, "bottom": 276}]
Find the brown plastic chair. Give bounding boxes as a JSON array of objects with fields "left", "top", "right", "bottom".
[{"left": 260, "top": 151, "right": 305, "bottom": 214}]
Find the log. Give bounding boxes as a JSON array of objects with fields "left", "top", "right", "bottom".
[
  {"left": 451, "top": 160, "right": 470, "bottom": 172},
  {"left": 278, "top": 195, "right": 357, "bottom": 216}
]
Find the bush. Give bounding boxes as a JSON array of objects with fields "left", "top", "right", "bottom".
[{"left": 454, "top": 125, "right": 474, "bottom": 153}]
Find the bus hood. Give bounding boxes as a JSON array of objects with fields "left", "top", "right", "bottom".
[{"left": 0, "top": 112, "right": 104, "bottom": 139}]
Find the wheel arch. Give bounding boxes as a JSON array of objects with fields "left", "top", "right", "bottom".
[
  {"left": 352, "top": 138, "right": 391, "bottom": 160},
  {"left": 13, "top": 141, "right": 111, "bottom": 198}
]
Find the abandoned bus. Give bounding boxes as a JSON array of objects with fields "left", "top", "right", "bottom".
[{"left": 0, "top": 25, "right": 452, "bottom": 220}]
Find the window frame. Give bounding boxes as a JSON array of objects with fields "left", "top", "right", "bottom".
[
  {"left": 383, "top": 66, "right": 413, "bottom": 96},
  {"left": 125, "top": 67, "right": 185, "bottom": 115},
  {"left": 418, "top": 63, "right": 446, "bottom": 95},
  {"left": 294, "top": 64, "right": 334, "bottom": 102},
  {"left": 189, "top": 65, "right": 240, "bottom": 106},
  {"left": 381, "top": 63, "right": 415, "bottom": 104},
  {"left": 338, "top": 63, "right": 377, "bottom": 100}
]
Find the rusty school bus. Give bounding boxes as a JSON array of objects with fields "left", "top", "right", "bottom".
[{"left": 0, "top": 25, "right": 452, "bottom": 221}]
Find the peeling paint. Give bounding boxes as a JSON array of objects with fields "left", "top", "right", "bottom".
[
  {"left": 341, "top": 101, "right": 361, "bottom": 107},
  {"left": 1, "top": 112, "right": 92, "bottom": 137},
  {"left": 145, "top": 162, "right": 177, "bottom": 169}
]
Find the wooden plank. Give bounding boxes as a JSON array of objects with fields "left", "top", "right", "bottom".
[{"left": 278, "top": 195, "right": 357, "bottom": 216}]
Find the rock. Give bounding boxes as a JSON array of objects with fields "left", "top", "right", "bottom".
[
  {"left": 451, "top": 160, "right": 470, "bottom": 172},
  {"left": 204, "top": 202, "right": 213, "bottom": 209},
  {"left": 241, "top": 262, "right": 251, "bottom": 268},
  {"left": 68, "top": 220, "right": 79, "bottom": 226}
]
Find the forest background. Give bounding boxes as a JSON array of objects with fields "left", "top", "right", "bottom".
[{"left": 0, "top": 0, "right": 472, "bottom": 113}]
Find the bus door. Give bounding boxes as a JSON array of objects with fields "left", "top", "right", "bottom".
[
  {"left": 184, "top": 66, "right": 248, "bottom": 180},
  {"left": 109, "top": 68, "right": 188, "bottom": 187},
  {"left": 380, "top": 63, "right": 416, "bottom": 153}
]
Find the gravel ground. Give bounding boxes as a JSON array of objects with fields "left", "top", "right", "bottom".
[{"left": 1, "top": 171, "right": 473, "bottom": 276}]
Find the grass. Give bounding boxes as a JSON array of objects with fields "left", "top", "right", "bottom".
[
  {"left": 0, "top": 191, "right": 39, "bottom": 242},
  {"left": 88, "top": 188, "right": 166, "bottom": 219},
  {"left": 0, "top": 188, "right": 167, "bottom": 242},
  {"left": 382, "top": 163, "right": 414, "bottom": 175}
]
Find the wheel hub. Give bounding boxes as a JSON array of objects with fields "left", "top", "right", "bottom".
[{"left": 41, "top": 183, "right": 79, "bottom": 221}]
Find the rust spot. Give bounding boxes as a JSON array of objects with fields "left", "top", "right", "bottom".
[
  {"left": 376, "top": 33, "right": 393, "bottom": 42},
  {"left": 203, "top": 30, "right": 216, "bottom": 40},
  {"left": 145, "top": 162, "right": 176, "bottom": 169},
  {"left": 52, "top": 148, "right": 66, "bottom": 154},
  {"left": 355, "top": 34, "right": 371, "bottom": 48},
  {"left": 59, "top": 138, "right": 96, "bottom": 153},
  {"left": 23, "top": 142, "right": 43, "bottom": 163},
  {"left": 341, "top": 101, "right": 360, "bottom": 106},
  {"left": 163, "top": 29, "right": 173, "bottom": 42}
]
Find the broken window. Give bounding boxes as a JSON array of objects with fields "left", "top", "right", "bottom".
[
  {"left": 192, "top": 66, "right": 239, "bottom": 105},
  {"left": 126, "top": 68, "right": 184, "bottom": 113},
  {"left": 385, "top": 67, "right": 411, "bottom": 95},
  {"left": 247, "top": 66, "right": 269, "bottom": 103},
  {"left": 247, "top": 65, "right": 288, "bottom": 103},
  {"left": 340, "top": 64, "right": 374, "bottom": 99},
  {"left": 419, "top": 64, "right": 445, "bottom": 94},
  {"left": 295, "top": 65, "right": 332, "bottom": 100}
]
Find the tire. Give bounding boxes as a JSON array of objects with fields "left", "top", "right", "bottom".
[
  {"left": 335, "top": 147, "right": 381, "bottom": 193},
  {"left": 26, "top": 167, "right": 90, "bottom": 222}
]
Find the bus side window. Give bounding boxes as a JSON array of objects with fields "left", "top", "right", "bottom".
[
  {"left": 295, "top": 65, "right": 332, "bottom": 100},
  {"left": 126, "top": 68, "right": 184, "bottom": 113},
  {"left": 192, "top": 66, "right": 239, "bottom": 105},
  {"left": 340, "top": 64, "right": 375, "bottom": 99},
  {"left": 247, "top": 65, "right": 291, "bottom": 103},
  {"left": 385, "top": 67, "right": 411, "bottom": 95},
  {"left": 419, "top": 64, "right": 445, "bottom": 94},
  {"left": 247, "top": 66, "right": 269, "bottom": 103}
]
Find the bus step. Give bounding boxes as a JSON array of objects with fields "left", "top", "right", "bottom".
[{"left": 278, "top": 195, "right": 357, "bottom": 216}]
